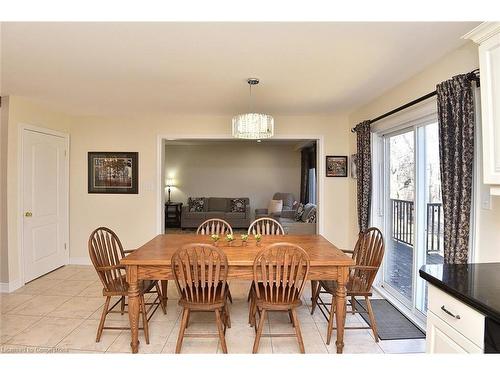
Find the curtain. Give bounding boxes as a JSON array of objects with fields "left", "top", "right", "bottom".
[
  {"left": 436, "top": 74, "right": 475, "bottom": 264},
  {"left": 300, "top": 144, "right": 316, "bottom": 204},
  {"left": 355, "top": 120, "right": 372, "bottom": 233}
]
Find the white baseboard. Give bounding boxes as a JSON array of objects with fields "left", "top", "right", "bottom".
[
  {"left": 69, "top": 257, "right": 92, "bottom": 265},
  {"left": 0, "top": 279, "right": 23, "bottom": 293}
]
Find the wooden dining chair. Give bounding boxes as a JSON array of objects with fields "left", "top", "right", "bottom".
[
  {"left": 196, "top": 218, "right": 234, "bottom": 303},
  {"left": 88, "top": 227, "right": 165, "bottom": 343},
  {"left": 196, "top": 218, "right": 233, "bottom": 236},
  {"left": 249, "top": 243, "right": 310, "bottom": 353},
  {"left": 246, "top": 217, "right": 286, "bottom": 309},
  {"left": 248, "top": 217, "right": 285, "bottom": 235},
  {"left": 310, "top": 227, "right": 385, "bottom": 344},
  {"left": 171, "top": 243, "right": 231, "bottom": 354}
]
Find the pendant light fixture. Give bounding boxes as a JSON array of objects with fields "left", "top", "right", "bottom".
[{"left": 232, "top": 78, "right": 274, "bottom": 139}]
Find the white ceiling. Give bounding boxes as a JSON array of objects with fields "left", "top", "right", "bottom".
[{"left": 1, "top": 22, "right": 479, "bottom": 116}]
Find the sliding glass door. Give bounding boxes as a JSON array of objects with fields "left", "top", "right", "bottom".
[{"left": 378, "top": 120, "right": 444, "bottom": 318}]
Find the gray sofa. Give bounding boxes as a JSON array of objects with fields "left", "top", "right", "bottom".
[
  {"left": 181, "top": 197, "right": 251, "bottom": 229},
  {"left": 279, "top": 203, "right": 317, "bottom": 235}
]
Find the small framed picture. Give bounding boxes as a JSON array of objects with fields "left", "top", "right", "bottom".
[
  {"left": 350, "top": 154, "right": 357, "bottom": 179},
  {"left": 88, "top": 152, "right": 139, "bottom": 194},
  {"left": 326, "top": 155, "right": 348, "bottom": 177}
]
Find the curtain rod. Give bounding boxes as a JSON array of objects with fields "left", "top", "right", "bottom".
[{"left": 350, "top": 69, "right": 480, "bottom": 133}]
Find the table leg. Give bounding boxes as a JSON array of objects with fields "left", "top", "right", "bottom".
[
  {"left": 127, "top": 266, "right": 140, "bottom": 353},
  {"left": 161, "top": 280, "right": 169, "bottom": 310},
  {"left": 335, "top": 267, "right": 349, "bottom": 354}
]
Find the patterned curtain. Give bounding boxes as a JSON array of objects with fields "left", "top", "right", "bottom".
[
  {"left": 355, "top": 120, "right": 372, "bottom": 233},
  {"left": 436, "top": 74, "right": 475, "bottom": 264}
]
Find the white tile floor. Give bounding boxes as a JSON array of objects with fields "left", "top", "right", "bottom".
[{"left": 0, "top": 265, "right": 425, "bottom": 354}]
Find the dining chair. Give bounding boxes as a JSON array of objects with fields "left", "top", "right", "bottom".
[
  {"left": 196, "top": 218, "right": 234, "bottom": 303},
  {"left": 246, "top": 217, "right": 286, "bottom": 314},
  {"left": 171, "top": 243, "right": 231, "bottom": 354},
  {"left": 248, "top": 217, "right": 285, "bottom": 235},
  {"left": 249, "top": 243, "right": 310, "bottom": 353},
  {"left": 88, "top": 227, "right": 165, "bottom": 343},
  {"left": 196, "top": 218, "right": 233, "bottom": 236},
  {"left": 310, "top": 227, "right": 385, "bottom": 344}
]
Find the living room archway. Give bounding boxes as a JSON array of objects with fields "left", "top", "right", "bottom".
[{"left": 155, "top": 134, "right": 325, "bottom": 236}]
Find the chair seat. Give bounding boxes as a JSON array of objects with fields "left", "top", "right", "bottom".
[
  {"left": 178, "top": 283, "right": 228, "bottom": 310},
  {"left": 319, "top": 279, "right": 372, "bottom": 296},
  {"left": 103, "top": 275, "right": 155, "bottom": 296},
  {"left": 253, "top": 282, "right": 302, "bottom": 309}
]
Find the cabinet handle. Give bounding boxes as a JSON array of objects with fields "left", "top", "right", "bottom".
[{"left": 441, "top": 305, "right": 461, "bottom": 319}]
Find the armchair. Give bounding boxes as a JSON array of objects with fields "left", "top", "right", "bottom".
[{"left": 255, "top": 192, "right": 296, "bottom": 219}]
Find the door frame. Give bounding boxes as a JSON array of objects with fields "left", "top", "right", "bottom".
[
  {"left": 370, "top": 99, "right": 441, "bottom": 329},
  {"left": 17, "top": 123, "right": 70, "bottom": 286},
  {"left": 155, "top": 133, "right": 325, "bottom": 236}
]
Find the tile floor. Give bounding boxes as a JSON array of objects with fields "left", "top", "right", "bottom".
[{"left": 0, "top": 265, "right": 425, "bottom": 354}]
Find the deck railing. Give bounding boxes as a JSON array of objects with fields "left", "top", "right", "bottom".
[{"left": 391, "top": 199, "right": 443, "bottom": 254}]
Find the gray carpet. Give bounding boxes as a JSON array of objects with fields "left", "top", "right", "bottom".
[{"left": 355, "top": 299, "right": 425, "bottom": 340}]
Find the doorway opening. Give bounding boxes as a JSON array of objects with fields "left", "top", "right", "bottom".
[{"left": 156, "top": 135, "right": 325, "bottom": 236}]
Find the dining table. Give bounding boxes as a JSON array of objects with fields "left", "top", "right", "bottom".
[{"left": 121, "top": 233, "right": 355, "bottom": 353}]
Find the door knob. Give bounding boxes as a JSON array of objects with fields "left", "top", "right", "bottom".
[{"left": 25, "top": 211, "right": 32, "bottom": 217}]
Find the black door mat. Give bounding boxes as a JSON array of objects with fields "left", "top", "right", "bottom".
[{"left": 354, "top": 299, "right": 425, "bottom": 340}]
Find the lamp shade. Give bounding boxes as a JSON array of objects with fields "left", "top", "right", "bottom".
[
  {"left": 232, "top": 113, "right": 274, "bottom": 139},
  {"left": 166, "top": 178, "right": 176, "bottom": 187}
]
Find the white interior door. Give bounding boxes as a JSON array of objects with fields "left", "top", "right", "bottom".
[{"left": 22, "top": 128, "right": 68, "bottom": 282}]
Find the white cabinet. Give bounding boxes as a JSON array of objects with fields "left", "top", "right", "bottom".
[
  {"left": 426, "top": 284, "right": 484, "bottom": 353},
  {"left": 465, "top": 22, "right": 500, "bottom": 194}
]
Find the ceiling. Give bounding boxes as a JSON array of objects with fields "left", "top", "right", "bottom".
[
  {"left": 164, "top": 139, "right": 315, "bottom": 148},
  {"left": 1, "top": 22, "right": 479, "bottom": 116}
]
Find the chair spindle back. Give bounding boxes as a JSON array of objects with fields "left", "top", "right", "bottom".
[
  {"left": 171, "top": 243, "right": 228, "bottom": 304},
  {"left": 349, "top": 227, "right": 385, "bottom": 293},
  {"left": 253, "top": 243, "right": 310, "bottom": 304},
  {"left": 88, "top": 227, "right": 128, "bottom": 293},
  {"left": 196, "top": 219, "right": 233, "bottom": 236},
  {"left": 248, "top": 218, "right": 285, "bottom": 236}
]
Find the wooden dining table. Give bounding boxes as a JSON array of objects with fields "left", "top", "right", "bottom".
[{"left": 121, "top": 233, "right": 355, "bottom": 354}]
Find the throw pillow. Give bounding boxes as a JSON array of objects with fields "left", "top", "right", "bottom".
[
  {"left": 267, "top": 199, "right": 283, "bottom": 215},
  {"left": 188, "top": 197, "right": 205, "bottom": 212},
  {"left": 294, "top": 203, "right": 305, "bottom": 221},
  {"left": 305, "top": 206, "right": 317, "bottom": 223},
  {"left": 230, "top": 198, "right": 246, "bottom": 213}
]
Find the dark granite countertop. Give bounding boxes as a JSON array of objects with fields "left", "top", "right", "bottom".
[{"left": 419, "top": 262, "right": 500, "bottom": 322}]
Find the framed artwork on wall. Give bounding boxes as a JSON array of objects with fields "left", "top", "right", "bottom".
[
  {"left": 88, "top": 152, "right": 139, "bottom": 194},
  {"left": 326, "top": 155, "right": 348, "bottom": 177}
]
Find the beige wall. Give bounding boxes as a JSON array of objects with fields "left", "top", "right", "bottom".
[
  {"left": 0, "top": 97, "right": 9, "bottom": 283},
  {"left": 67, "top": 113, "right": 353, "bottom": 264},
  {"left": 3, "top": 101, "right": 354, "bottom": 282},
  {"left": 165, "top": 143, "right": 302, "bottom": 217},
  {"left": 5, "top": 96, "right": 73, "bottom": 285},
  {"left": 349, "top": 41, "right": 500, "bottom": 262}
]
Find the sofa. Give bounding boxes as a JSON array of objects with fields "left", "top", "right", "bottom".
[
  {"left": 278, "top": 203, "right": 317, "bottom": 235},
  {"left": 181, "top": 197, "right": 251, "bottom": 229},
  {"left": 255, "top": 192, "right": 297, "bottom": 219}
]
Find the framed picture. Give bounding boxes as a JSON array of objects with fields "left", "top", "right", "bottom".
[
  {"left": 326, "top": 155, "right": 348, "bottom": 177},
  {"left": 88, "top": 152, "right": 138, "bottom": 194},
  {"left": 350, "top": 153, "right": 357, "bottom": 179}
]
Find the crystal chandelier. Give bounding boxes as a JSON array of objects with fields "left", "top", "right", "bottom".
[{"left": 232, "top": 78, "right": 274, "bottom": 139}]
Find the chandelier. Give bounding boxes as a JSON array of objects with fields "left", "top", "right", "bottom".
[{"left": 232, "top": 78, "right": 274, "bottom": 139}]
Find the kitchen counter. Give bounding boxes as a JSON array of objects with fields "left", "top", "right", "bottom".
[{"left": 419, "top": 262, "right": 500, "bottom": 323}]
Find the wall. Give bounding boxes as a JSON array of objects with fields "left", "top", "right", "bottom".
[
  {"left": 0, "top": 97, "right": 9, "bottom": 283},
  {"left": 68, "top": 113, "right": 353, "bottom": 264},
  {"left": 349, "top": 41, "right": 500, "bottom": 262},
  {"left": 165, "top": 142, "right": 302, "bottom": 217},
  {"left": 5, "top": 96, "right": 73, "bottom": 287}
]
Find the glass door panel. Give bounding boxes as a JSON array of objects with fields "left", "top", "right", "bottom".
[
  {"left": 383, "top": 129, "right": 415, "bottom": 305},
  {"left": 417, "top": 121, "right": 444, "bottom": 313}
]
